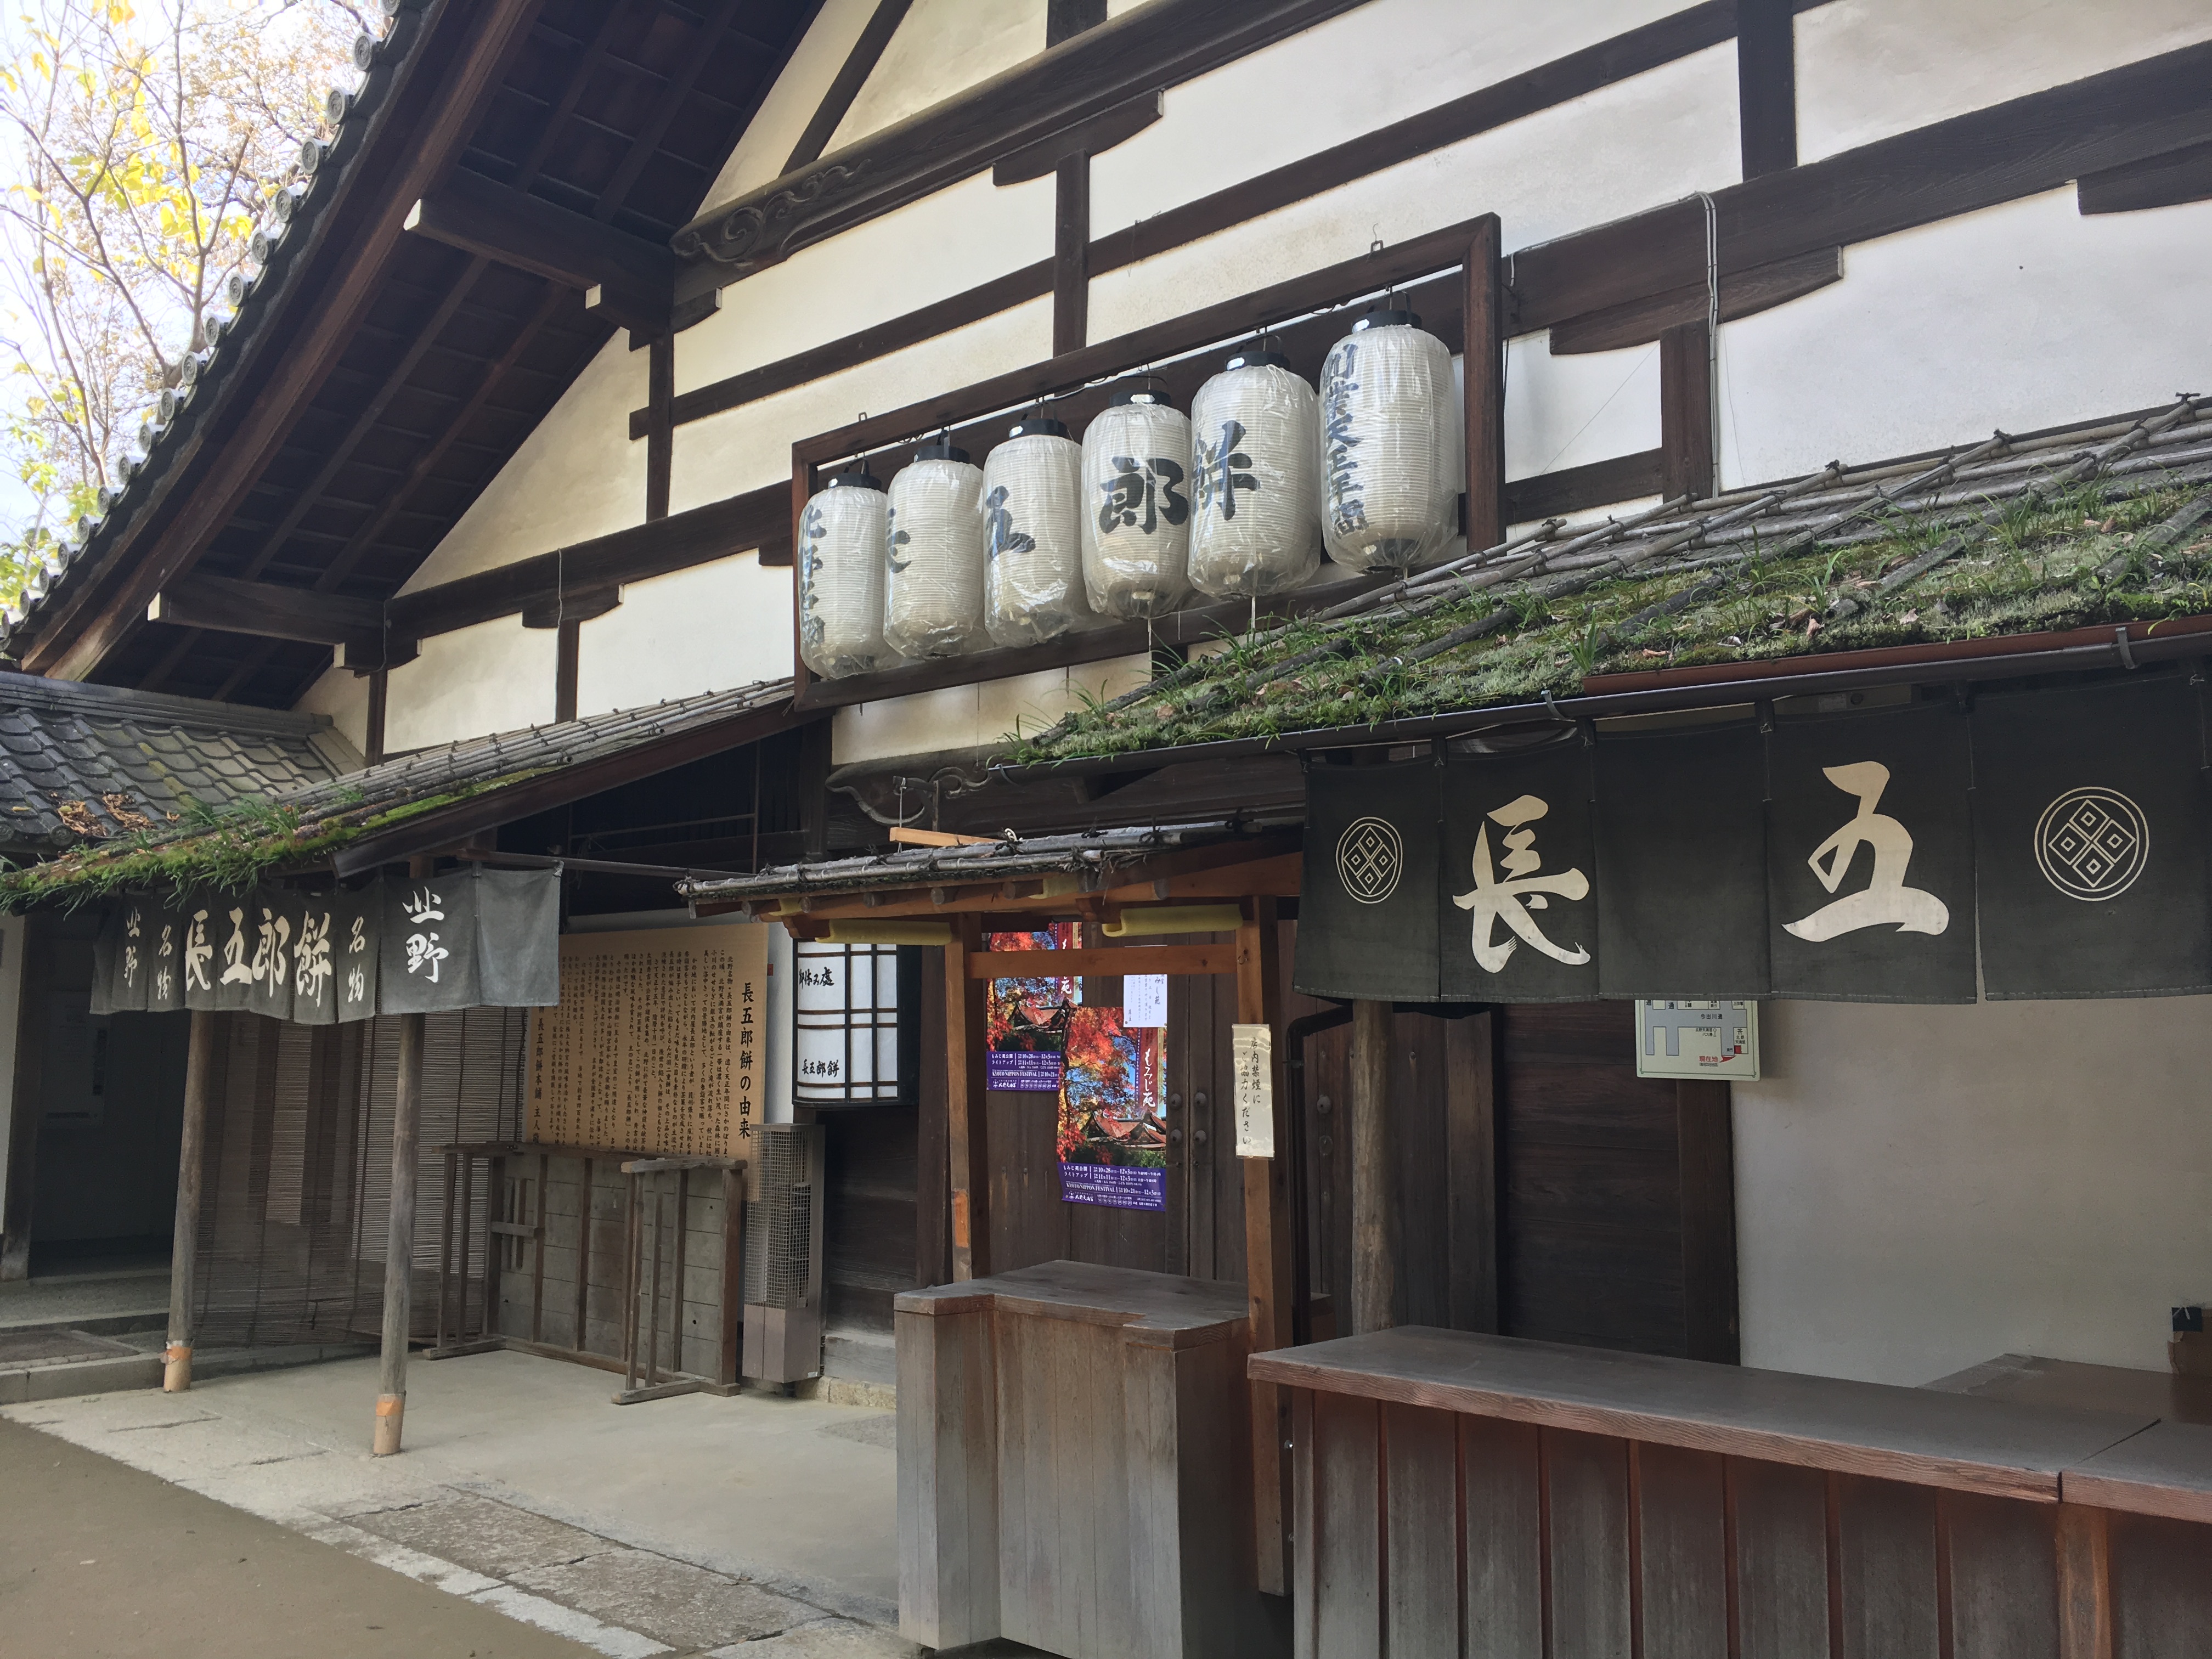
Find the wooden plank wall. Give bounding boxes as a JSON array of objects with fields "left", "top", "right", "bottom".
[
  {"left": 1291, "top": 1397, "right": 2212, "bottom": 1658},
  {"left": 495, "top": 1151, "right": 729, "bottom": 1376}
]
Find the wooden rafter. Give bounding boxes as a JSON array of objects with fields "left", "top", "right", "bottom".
[
  {"left": 404, "top": 167, "right": 673, "bottom": 330},
  {"left": 781, "top": 0, "right": 911, "bottom": 175}
]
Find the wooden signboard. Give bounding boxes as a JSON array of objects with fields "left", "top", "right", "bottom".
[{"left": 527, "top": 923, "right": 768, "bottom": 1158}]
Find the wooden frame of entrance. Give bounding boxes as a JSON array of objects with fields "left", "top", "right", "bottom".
[{"left": 704, "top": 837, "right": 1306, "bottom": 1590}]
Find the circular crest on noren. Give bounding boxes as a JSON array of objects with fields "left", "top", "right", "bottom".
[
  {"left": 2034, "top": 786, "right": 2149, "bottom": 901},
  {"left": 1335, "top": 816, "right": 1405, "bottom": 905}
]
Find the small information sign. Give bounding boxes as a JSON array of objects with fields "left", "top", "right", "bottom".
[
  {"left": 1634, "top": 1000, "right": 1760, "bottom": 1080},
  {"left": 1231, "top": 1023, "right": 1275, "bottom": 1158}
]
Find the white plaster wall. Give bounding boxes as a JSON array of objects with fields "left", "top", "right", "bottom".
[
  {"left": 1736, "top": 996, "right": 2212, "bottom": 1386},
  {"left": 676, "top": 168, "right": 1053, "bottom": 402},
  {"left": 826, "top": 0, "right": 1040, "bottom": 154},
  {"left": 1505, "top": 334, "right": 1662, "bottom": 482},
  {"left": 705, "top": 0, "right": 879, "bottom": 203},
  {"left": 1091, "top": 0, "right": 1683, "bottom": 240},
  {"left": 672, "top": 296, "right": 1052, "bottom": 510},
  {"left": 572, "top": 555, "right": 794, "bottom": 719},
  {"left": 1718, "top": 189, "right": 2212, "bottom": 488},
  {"left": 1086, "top": 43, "right": 1741, "bottom": 344},
  {"left": 1796, "top": 0, "right": 2212, "bottom": 166},
  {"left": 294, "top": 661, "right": 371, "bottom": 757},
  {"left": 400, "top": 335, "right": 649, "bottom": 591},
  {"left": 830, "top": 654, "right": 1151, "bottom": 766},
  {"left": 383, "top": 616, "right": 556, "bottom": 753}
]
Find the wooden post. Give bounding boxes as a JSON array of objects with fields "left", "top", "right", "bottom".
[
  {"left": 373, "top": 1006, "right": 426, "bottom": 1454},
  {"left": 1348, "top": 999, "right": 1398, "bottom": 1335},
  {"left": 1463, "top": 215, "right": 1505, "bottom": 554},
  {"left": 1678, "top": 1079, "right": 1740, "bottom": 1363},
  {"left": 2056, "top": 1503, "right": 2114, "bottom": 1659},
  {"left": 944, "top": 915, "right": 991, "bottom": 1280},
  {"left": 1053, "top": 154, "right": 1090, "bottom": 355},
  {"left": 1444, "top": 1010, "right": 1499, "bottom": 1334},
  {"left": 1237, "top": 897, "right": 1295, "bottom": 1595},
  {"left": 1660, "top": 319, "right": 1716, "bottom": 501},
  {"left": 718, "top": 1161, "right": 746, "bottom": 1388},
  {"left": 162, "top": 1009, "right": 219, "bottom": 1391}
]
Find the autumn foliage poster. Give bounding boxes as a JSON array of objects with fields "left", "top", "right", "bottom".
[{"left": 988, "top": 926, "right": 1167, "bottom": 1212}]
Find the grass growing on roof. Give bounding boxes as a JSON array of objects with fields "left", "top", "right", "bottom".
[{"left": 1007, "top": 480, "right": 2212, "bottom": 761}]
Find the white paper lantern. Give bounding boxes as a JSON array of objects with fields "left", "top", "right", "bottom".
[
  {"left": 982, "top": 417, "right": 1088, "bottom": 647},
  {"left": 883, "top": 444, "right": 987, "bottom": 659},
  {"left": 1188, "top": 351, "right": 1321, "bottom": 598},
  {"left": 796, "top": 471, "right": 890, "bottom": 679},
  {"left": 1318, "top": 311, "right": 1462, "bottom": 573},
  {"left": 1081, "top": 386, "right": 1193, "bottom": 618}
]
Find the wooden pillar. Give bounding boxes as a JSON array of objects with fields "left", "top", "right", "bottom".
[
  {"left": 375, "top": 855, "right": 434, "bottom": 1455},
  {"left": 554, "top": 620, "right": 580, "bottom": 724},
  {"left": 1237, "top": 897, "right": 1295, "bottom": 1595},
  {"left": 645, "top": 331, "right": 673, "bottom": 522},
  {"left": 1660, "top": 319, "right": 1717, "bottom": 502},
  {"left": 162, "top": 1010, "right": 219, "bottom": 1391},
  {"left": 1737, "top": 0, "right": 1798, "bottom": 177},
  {"left": 944, "top": 916, "right": 990, "bottom": 1280},
  {"left": 1463, "top": 215, "right": 1505, "bottom": 554},
  {"left": 2056, "top": 1503, "right": 2114, "bottom": 1659},
  {"left": 1348, "top": 999, "right": 1398, "bottom": 1335},
  {"left": 1678, "top": 1079, "right": 1739, "bottom": 1363},
  {"left": 1052, "top": 154, "right": 1090, "bottom": 356},
  {"left": 364, "top": 668, "right": 388, "bottom": 766},
  {"left": 1444, "top": 1011, "right": 1498, "bottom": 1334}
]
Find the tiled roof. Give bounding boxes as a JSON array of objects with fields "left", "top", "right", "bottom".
[
  {"left": 1011, "top": 399, "right": 2212, "bottom": 765},
  {"left": 0, "top": 671, "right": 359, "bottom": 849}
]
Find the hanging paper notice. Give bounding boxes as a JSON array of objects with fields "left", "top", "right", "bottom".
[
  {"left": 1232, "top": 1022, "right": 1274, "bottom": 1157},
  {"left": 1056, "top": 1004, "right": 1167, "bottom": 1211},
  {"left": 986, "top": 924, "right": 1079, "bottom": 1090},
  {"left": 1122, "top": 973, "right": 1167, "bottom": 1028}
]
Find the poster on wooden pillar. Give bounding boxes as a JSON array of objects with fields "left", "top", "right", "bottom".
[{"left": 527, "top": 923, "right": 768, "bottom": 1160}]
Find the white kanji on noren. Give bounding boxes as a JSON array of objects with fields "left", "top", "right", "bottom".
[
  {"left": 1453, "top": 793, "right": 1592, "bottom": 972},
  {"left": 1785, "top": 762, "right": 1948, "bottom": 940}
]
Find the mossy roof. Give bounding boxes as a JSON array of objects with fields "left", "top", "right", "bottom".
[{"left": 1008, "top": 433, "right": 2212, "bottom": 765}]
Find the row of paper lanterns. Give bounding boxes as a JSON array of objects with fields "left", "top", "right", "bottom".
[{"left": 798, "top": 312, "right": 1464, "bottom": 678}]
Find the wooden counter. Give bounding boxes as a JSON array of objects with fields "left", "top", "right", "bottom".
[
  {"left": 1251, "top": 1328, "right": 2212, "bottom": 1659},
  {"left": 898, "top": 1261, "right": 1288, "bottom": 1659}
]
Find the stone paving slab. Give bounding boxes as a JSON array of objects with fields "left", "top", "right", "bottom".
[
  {"left": 347, "top": 1493, "right": 613, "bottom": 1580},
  {"left": 510, "top": 1548, "right": 823, "bottom": 1651}
]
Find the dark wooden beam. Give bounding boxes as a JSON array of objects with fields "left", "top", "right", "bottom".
[
  {"left": 1503, "top": 449, "right": 1666, "bottom": 524},
  {"left": 992, "top": 91, "right": 1161, "bottom": 186},
  {"left": 25, "top": 0, "right": 544, "bottom": 684},
  {"left": 1052, "top": 155, "right": 1090, "bottom": 356},
  {"left": 1736, "top": 0, "right": 1797, "bottom": 177},
  {"left": 554, "top": 618, "right": 580, "bottom": 723},
  {"left": 404, "top": 165, "right": 672, "bottom": 330},
  {"left": 364, "top": 668, "right": 387, "bottom": 764},
  {"left": 1046, "top": 0, "right": 1107, "bottom": 48},
  {"left": 651, "top": 1, "right": 1819, "bottom": 435},
  {"left": 646, "top": 332, "right": 673, "bottom": 521},
  {"left": 783, "top": 0, "right": 911, "bottom": 174},
  {"left": 671, "top": 0, "right": 1374, "bottom": 289},
  {"left": 1660, "top": 320, "right": 1716, "bottom": 501},
  {"left": 1509, "top": 37, "right": 2212, "bottom": 332},
  {"left": 2079, "top": 137, "right": 2212, "bottom": 216},
  {"left": 148, "top": 571, "right": 382, "bottom": 648},
  {"left": 385, "top": 483, "right": 788, "bottom": 642},
  {"left": 1547, "top": 246, "right": 1839, "bottom": 355}
]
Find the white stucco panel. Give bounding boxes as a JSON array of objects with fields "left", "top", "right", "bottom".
[
  {"left": 830, "top": 654, "right": 1151, "bottom": 767},
  {"left": 1091, "top": 0, "right": 1684, "bottom": 238},
  {"left": 678, "top": 169, "right": 1052, "bottom": 400},
  {"left": 1718, "top": 189, "right": 2212, "bottom": 487},
  {"left": 573, "top": 555, "right": 794, "bottom": 720},
  {"left": 703, "top": 0, "right": 881, "bottom": 205},
  {"left": 1735, "top": 996, "right": 2212, "bottom": 1386},
  {"left": 670, "top": 296, "right": 1052, "bottom": 512},
  {"left": 826, "top": 0, "right": 1041, "bottom": 155},
  {"left": 1086, "top": 43, "right": 1740, "bottom": 346},
  {"left": 400, "top": 335, "right": 648, "bottom": 592},
  {"left": 383, "top": 616, "right": 556, "bottom": 754},
  {"left": 1504, "top": 334, "right": 1662, "bottom": 483},
  {"left": 1796, "top": 0, "right": 2212, "bottom": 166},
  {"left": 294, "top": 661, "right": 371, "bottom": 757}
]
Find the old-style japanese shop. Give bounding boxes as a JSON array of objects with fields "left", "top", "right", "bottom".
[{"left": 4, "top": 4, "right": 2212, "bottom": 1657}]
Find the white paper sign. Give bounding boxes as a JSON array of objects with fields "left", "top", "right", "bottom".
[
  {"left": 1232, "top": 1023, "right": 1275, "bottom": 1157},
  {"left": 1634, "top": 1000, "right": 1760, "bottom": 1080},
  {"left": 1123, "top": 973, "right": 1167, "bottom": 1028}
]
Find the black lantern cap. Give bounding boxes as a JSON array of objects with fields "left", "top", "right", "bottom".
[
  {"left": 823, "top": 470, "right": 884, "bottom": 492},
  {"left": 1225, "top": 349, "right": 1289, "bottom": 371},
  {"left": 914, "top": 442, "right": 971, "bottom": 462},
  {"left": 1352, "top": 308, "right": 1420, "bottom": 332},
  {"left": 1007, "top": 417, "right": 1068, "bottom": 439}
]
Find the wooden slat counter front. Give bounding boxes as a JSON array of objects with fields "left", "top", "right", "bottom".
[
  {"left": 1250, "top": 1327, "right": 2212, "bottom": 1658},
  {"left": 898, "top": 1261, "right": 1290, "bottom": 1659}
]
